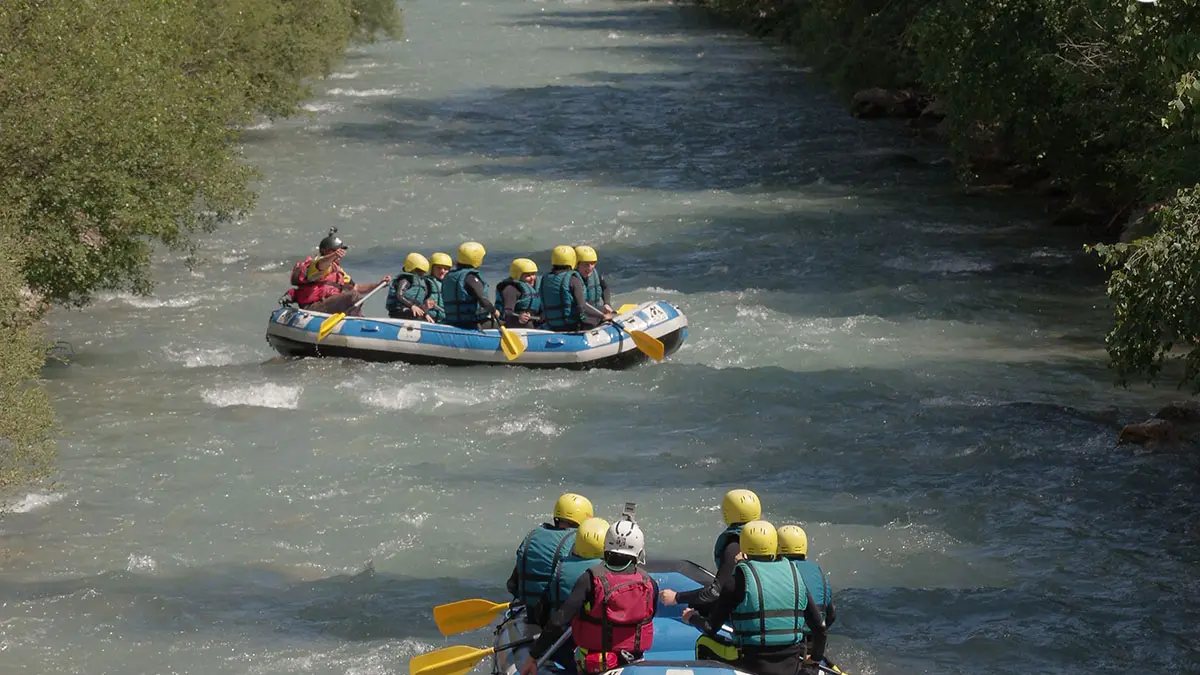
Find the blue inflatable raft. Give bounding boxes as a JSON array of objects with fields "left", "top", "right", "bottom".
[
  {"left": 490, "top": 559, "right": 842, "bottom": 675},
  {"left": 264, "top": 300, "right": 687, "bottom": 369}
]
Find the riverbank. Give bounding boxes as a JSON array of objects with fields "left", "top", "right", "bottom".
[
  {"left": 683, "top": 0, "right": 1200, "bottom": 393},
  {"left": 683, "top": 0, "right": 1199, "bottom": 241},
  {"left": 0, "top": 0, "right": 401, "bottom": 496}
]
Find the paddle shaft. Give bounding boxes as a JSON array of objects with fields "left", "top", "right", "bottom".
[
  {"left": 352, "top": 279, "right": 388, "bottom": 309},
  {"left": 535, "top": 628, "right": 572, "bottom": 669}
]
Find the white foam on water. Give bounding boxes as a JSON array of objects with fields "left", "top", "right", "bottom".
[
  {"left": 98, "top": 292, "right": 202, "bottom": 309},
  {"left": 126, "top": 554, "right": 157, "bottom": 572},
  {"left": 201, "top": 383, "right": 302, "bottom": 409},
  {"left": 486, "top": 414, "right": 563, "bottom": 437},
  {"left": 884, "top": 254, "right": 996, "bottom": 273},
  {"left": 301, "top": 101, "right": 342, "bottom": 113},
  {"left": 358, "top": 377, "right": 571, "bottom": 413},
  {"left": 164, "top": 341, "right": 234, "bottom": 367},
  {"left": 326, "top": 87, "right": 402, "bottom": 97},
  {"left": 246, "top": 120, "right": 272, "bottom": 130},
  {"left": 328, "top": 71, "right": 360, "bottom": 79},
  {"left": 639, "top": 286, "right": 680, "bottom": 295},
  {"left": 2, "top": 491, "right": 66, "bottom": 514},
  {"left": 216, "top": 253, "right": 247, "bottom": 264}
]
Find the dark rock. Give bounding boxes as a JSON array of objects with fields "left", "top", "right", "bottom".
[
  {"left": 851, "top": 88, "right": 925, "bottom": 120},
  {"left": 1155, "top": 400, "right": 1200, "bottom": 423},
  {"left": 1117, "top": 418, "right": 1181, "bottom": 446}
]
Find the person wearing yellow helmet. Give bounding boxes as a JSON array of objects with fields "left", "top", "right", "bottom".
[
  {"left": 506, "top": 493, "right": 595, "bottom": 616},
  {"left": 573, "top": 246, "right": 613, "bottom": 314},
  {"left": 426, "top": 252, "right": 453, "bottom": 322},
  {"left": 287, "top": 227, "right": 391, "bottom": 314},
  {"left": 660, "top": 488, "right": 762, "bottom": 610},
  {"left": 495, "top": 258, "right": 543, "bottom": 328},
  {"left": 778, "top": 525, "right": 836, "bottom": 635},
  {"left": 682, "top": 521, "right": 827, "bottom": 675},
  {"left": 441, "top": 241, "right": 501, "bottom": 329},
  {"left": 525, "top": 516, "right": 609, "bottom": 673},
  {"left": 385, "top": 253, "right": 439, "bottom": 321},
  {"left": 539, "top": 245, "right": 613, "bottom": 332}
]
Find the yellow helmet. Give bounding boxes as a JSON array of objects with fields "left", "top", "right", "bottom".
[
  {"left": 430, "top": 252, "right": 453, "bottom": 268},
  {"left": 551, "top": 245, "right": 577, "bottom": 269},
  {"left": 740, "top": 520, "right": 778, "bottom": 558},
  {"left": 777, "top": 525, "right": 808, "bottom": 557},
  {"left": 553, "top": 493, "right": 593, "bottom": 525},
  {"left": 457, "top": 241, "right": 486, "bottom": 267},
  {"left": 573, "top": 517, "right": 609, "bottom": 559},
  {"left": 403, "top": 252, "right": 430, "bottom": 274},
  {"left": 721, "top": 488, "right": 762, "bottom": 526},
  {"left": 574, "top": 245, "right": 598, "bottom": 263},
  {"left": 510, "top": 258, "right": 538, "bottom": 279}
]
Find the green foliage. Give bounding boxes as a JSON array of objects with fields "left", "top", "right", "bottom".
[
  {"left": 695, "top": 0, "right": 1200, "bottom": 390},
  {"left": 0, "top": 0, "right": 402, "bottom": 491},
  {"left": 0, "top": 224, "right": 56, "bottom": 494},
  {"left": 1090, "top": 188, "right": 1200, "bottom": 391},
  {"left": 351, "top": 0, "right": 404, "bottom": 43}
]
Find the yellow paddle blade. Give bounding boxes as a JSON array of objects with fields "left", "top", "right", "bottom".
[
  {"left": 409, "top": 645, "right": 494, "bottom": 675},
  {"left": 498, "top": 326, "right": 524, "bottom": 361},
  {"left": 628, "top": 329, "right": 665, "bottom": 361},
  {"left": 317, "top": 312, "right": 346, "bottom": 341},
  {"left": 433, "top": 598, "right": 512, "bottom": 636},
  {"left": 616, "top": 303, "right": 639, "bottom": 314}
]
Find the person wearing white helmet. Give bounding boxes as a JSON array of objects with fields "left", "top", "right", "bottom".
[{"left": 520, "top": 516, "right": 657, "bottom": 675}]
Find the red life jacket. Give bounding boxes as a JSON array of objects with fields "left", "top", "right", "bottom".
[
  {"left": 290, "top": 257, "right": 351, "bottom": 307},
  {"left": 571, "top": 566, "right": 655, "bottom": 656}
]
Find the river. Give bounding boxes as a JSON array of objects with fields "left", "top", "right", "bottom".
[{"left": 5, "top": 0, "right": 1200, "bottom": 673}]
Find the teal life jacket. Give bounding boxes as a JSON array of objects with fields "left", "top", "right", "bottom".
[
  {"left": 714, "top": 524, "right": 744, "bottom": 570},
  {"left": 516, "top": 524, "right": 577, "bottom": 607},
  {"left": 442, "top": 267, "right": 490, "bottom": 325},
  {"left": 540, "top": 269, "right": 583, "bottom": 329},
  {"left": 582, "top": 269, "right": 603, "bottom": 307},
  {"left": 730, "top": 559, "right": 807, "bottom": 648},
  {"left": 787, "top": 558, "right": 831, "bottom": 630},
  {"left": 427, "top": 276, "right": 445, "bottom": 322},
  {"left": 547, "top": 554, "right": 598, "bottom": 612},
  {"left": 385, "top": 272, "right": 430, "bottom": 316},
  {"left": 495, "top": 278, "right": 542, "bottom": 315}
]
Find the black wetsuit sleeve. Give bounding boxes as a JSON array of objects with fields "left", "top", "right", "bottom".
[
  {"left": 507, "top": 565, "right": 520, "bottom": 598},
  {"left": 825, "top": 596, "right": 836, "bottom": 627},
  {"left": 530, "top": 570, "right": 592, "bottom": 659},
  {"left": 392, "top": 278, "right": 416, "bottom": 309},
  {"left": 570, "top": 276, "right": 606, "bottom": 320},
  {"left": 686, "top": 566, "right": 744, "bottom": 634},
  {"left": 678, "top": 541, "right": 739, "bottom": 607},
  {"left": 500, "top": 285, "right": 522, "bottom": 320},
  {"left": 465, "top": 273, "right": 497, "bottom": 315},
  {"left": 802, "top": 590, "right": 827, "bottom": 662},
  {"left": 600, "top": 274, "right": 611, "bottom": 307}
]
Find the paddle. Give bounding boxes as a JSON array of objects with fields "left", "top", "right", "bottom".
[
  {"left": 409, "top": 636, "right": 535, "bottom": 675},
  {"left": 317, "top": 282, "right": 388, "bottom": 341},
  {"left": 612, "top": 317, "right": 665, "bottom": 362},
  {"left": 499, "top": 324, "right": 524, "bottom": 361},
  {"left": 616, "top": 303, "right": 638, "bottom": 314},
  {"left": 433, "top": 598, "right": 514, "bottom": 636}
]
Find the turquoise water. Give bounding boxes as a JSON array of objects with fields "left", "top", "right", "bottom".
[{"left": 5, "top": 1, "right": 1199, "bottom": 674}]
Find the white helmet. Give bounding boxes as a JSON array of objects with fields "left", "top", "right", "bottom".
[{"left": 604, "top": 518, "right": 645, "bottom": 562}]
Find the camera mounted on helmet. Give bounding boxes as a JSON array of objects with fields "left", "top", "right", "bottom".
[{"left": 318, "top": 227, "right": 347, "bottom": 254}]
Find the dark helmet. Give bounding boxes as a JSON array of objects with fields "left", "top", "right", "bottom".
[{"left": 318, "top": 227, "right": 347, "bottom": 253}]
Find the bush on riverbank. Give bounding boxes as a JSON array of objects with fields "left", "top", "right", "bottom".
[
  {"left": 693, "top": 0, "right": 1200, "bottom": 390},
  {"left": 0, "top": 0, "right": 401, "bottom": 492}
]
